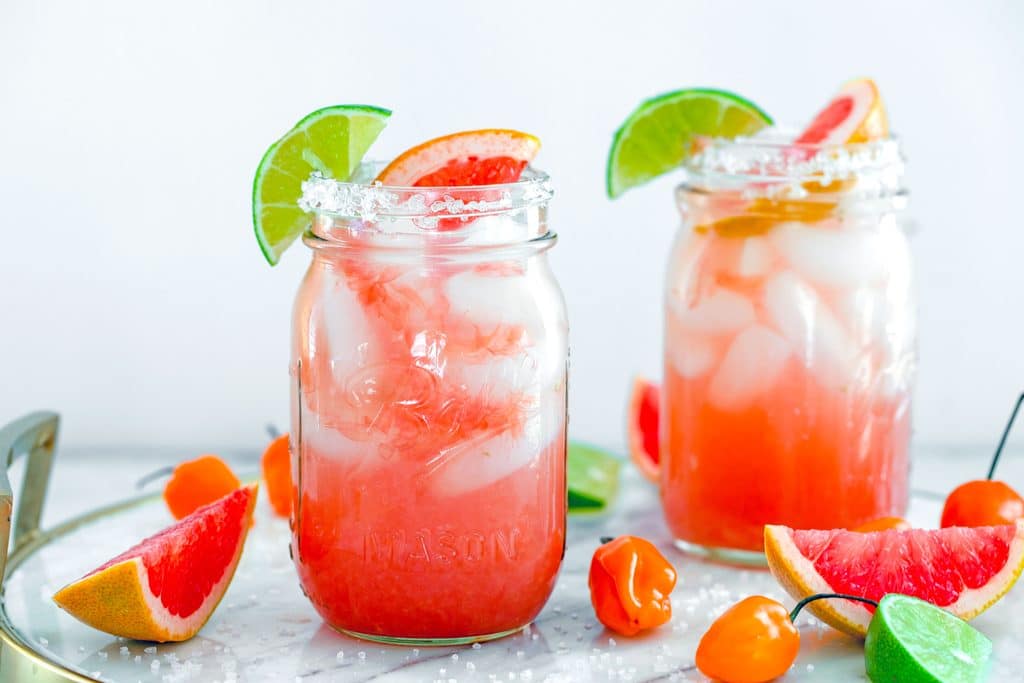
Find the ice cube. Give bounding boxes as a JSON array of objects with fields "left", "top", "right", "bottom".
[
  {"left": 320, "top": 272, "right": 375, "bottom": 375},
  {"left": 427, "top": 391, "right": 565, "bottom": 497},
  {"left": 770, "top": 221, "right": 885, "bottom": 289},
  {"left": 835, "top": 287, "right": 888, "bottom": 348},
  {"left": 669, "top": 287, "right": 756, "bottom": 335},
  {"left": 762, "top": 271, "right": 861, "bottom": 391},
  {"left": 722, "top": 237, "right": 775, "bottom": 279},
  {"left": 708, "top": 325, "right": 791, "bottom": 412},
  {"left": 665, "top": 315, "right": 720, "bottom": 379},
  {"left": 444, "top": 267, "right": 541, "bottom": 342}
]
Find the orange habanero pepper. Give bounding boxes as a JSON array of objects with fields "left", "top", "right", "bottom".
[{"left": 588, "top": 535, "right": 677, "bottom": 636}]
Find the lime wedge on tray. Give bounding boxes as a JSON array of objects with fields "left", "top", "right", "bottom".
[
  {"left": 606, "top": 88, "right": 772, "bottom": 198},
  {"left": 252, "top": 105, "right": 391, "bottom": 265},
  {"left": 864, "top": 594, "right": 992, "bottom": 683},
  {"left": 568, "top": 442, "right": 621, "bottom": 513}
]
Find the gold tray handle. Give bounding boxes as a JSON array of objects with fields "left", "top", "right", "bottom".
[{"left": 0, "top": 412, "right": 59, "bottom": 581}]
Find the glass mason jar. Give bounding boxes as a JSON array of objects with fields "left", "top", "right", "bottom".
[
  {"left": 289, "top": 165, "right": 568, "bottom": 644},
  {"left": 661, "top": 136, "right": 914, "bottom": 563}
]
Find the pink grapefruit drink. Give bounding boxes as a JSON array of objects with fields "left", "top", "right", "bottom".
[
  {"left": 662, "top": 131, "right": 914, "bottom": 562},
  {"left": 290, "top": 162, "right": 567, "bottom": 644}
]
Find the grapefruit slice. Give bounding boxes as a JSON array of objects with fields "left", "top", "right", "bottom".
[
  {"left": 375, "top": 129, "right": 540, "bottom": 186},
  {"left": 53, "top": 485, "right": 258, "bottom": 642},
  {"left": 627, "top": 378, "right": 660, "bottom": 482},
  {"left": 795, "top": 77, "right": 888, "bottom": 146},
  {"left": 765, "top": 521, "right": 1024, "bottom": 638}
]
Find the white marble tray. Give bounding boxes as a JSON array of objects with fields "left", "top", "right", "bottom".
[{"left": 6, "top": 461, "right": 1024, "bottom": 682}]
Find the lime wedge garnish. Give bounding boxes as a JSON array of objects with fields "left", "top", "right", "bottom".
[
  {"left": 605, "top": 88, "right": 772, "bottom": 198},
  {"left": 568, "top": 442, "right": 621, "bottom": 513},
  {"left": 864, "top": 594, "right": 992, "bottom": 683},
  {"left": 252, "top": 105, "right": 391, "bottom": 265}
]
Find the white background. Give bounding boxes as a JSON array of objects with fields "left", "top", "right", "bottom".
[{"left": 2, "top": 1, "right": 1022, "bottom": 454}]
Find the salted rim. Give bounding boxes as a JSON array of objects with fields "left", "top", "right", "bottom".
[
  {"left": 299, "top": 162, "right": 553, "bottom": 220},
  {"left": 683, "top": 132, "right": 906, "bottom": 185}
]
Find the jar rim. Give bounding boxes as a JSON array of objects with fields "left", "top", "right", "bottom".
[
  {"left": 299, "top": 161, "right": 553, "bottom": 221},
  {"left": 680, "top": 130, "right": 906, "bottom": 199}
]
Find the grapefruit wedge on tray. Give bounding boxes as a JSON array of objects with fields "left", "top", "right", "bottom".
[
  {"left": 765, "top": 520, "right": 1024, "bottom": 638},
  {"left": 53, "top": 485, "right": 258, "bottom": 642}
]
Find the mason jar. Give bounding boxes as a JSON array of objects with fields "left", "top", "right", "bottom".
[
  {"left": 288, "top": 165, "right": 567, "bottom": 644},
  {"left": 661, "top": 136, "right": 914, "bottom": 563}
]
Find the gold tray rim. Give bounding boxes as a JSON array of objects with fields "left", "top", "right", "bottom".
[{"left": 1, "top": 490, "right": 160, "bottom": 682}]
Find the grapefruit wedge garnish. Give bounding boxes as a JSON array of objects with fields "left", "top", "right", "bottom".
[
  {"left": 765, "top": 521, "right": 1024, "bottom": 638},
  {"left": 375, "top": 129, "right": 540, "bottom": 186},
  {"left": 627, "top": 377, "right": 660, "bottom": 482},
  {"left": 53, "top": 485, "right": 257, "bottom": 642},
  {"left": 795, "top": 77, "right": 888, "bottom": 146}
]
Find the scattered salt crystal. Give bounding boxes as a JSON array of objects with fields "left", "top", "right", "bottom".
[
  {"left": 119, "top": 646, "right": 129, "bottom": 657},
  {"left": 151, "top": 660, "right": 161, "bottom": 672},
  {"left": 807, "top": 664, "right": 815, "bottom": 672},
  {"left": 78, "top": 646, "right": 86, "bottom": 653},
  {"left": 472, "top": 642, "right": 482, "bottom": 650},
  {"left": 531, "top": 633, "right": 538, "bottom": 641},
  {"left": 336, "top": 651, "right": 345, "bottom": 662},
  {"left": 467, "top": 662, "right": 476, "bottom": 672},
  {"left": 608, "top": 638, "right": 617, "bottom": 647},
  {"left": 584, "top": 623, "right": 593, "bottom": 630},
  {"left": 134, "top": 656, "right": 141, "bottom": 663},
  {"left": 451, "top": 653, "right": 459, "bottom": 662},
  {"left": 412, "top": 648, "right": 420, "bottom": 657},
  {"left": 516, "top": 650, "right": 525, "bottom": 659},
  {"left": 97, "top": 651, "right": 108, "bottom": 660},
  {"left": 144, "top": 646, "right": 157, "bottom": 654},
  {"left": 357, "top": 651, "right": 366, "bottom": 660},
  {"left": 39, "top": 637, "right": 48, "bottom": 646}
]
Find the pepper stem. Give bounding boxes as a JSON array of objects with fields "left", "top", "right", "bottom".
[
  {"left": 987, "top": 392, "right": 1024, "bottom": 481},
  {"left": 789, "top": 593, "right": 879, "bottom": 622},
  {"left": 135, "top": 465, "right": 175, "bottom": 490},
  {"left": 599, "top": 536, "right": 615, "bottom": 544}
]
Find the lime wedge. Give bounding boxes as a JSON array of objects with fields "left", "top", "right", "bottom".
[
  {"left": 568, "top": 442, "right": 621, "bottom": 513},
  {"left": 605, "top": 88, "right": 772, "bottom": 198},
  {"left": 864, "top": 594, "right": 992, "bottom": 683},
  {"left": 252, "top": 105, "right": 391, "bottom": 265}
]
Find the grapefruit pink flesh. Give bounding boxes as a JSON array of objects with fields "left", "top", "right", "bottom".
[
  {"left": 765, "top": 521, "right": 1024, "bottom": 638},
  {"left": 53, "top": 485, "right": 257, "bottom": 642},
  {"left": 628, "top": 378, "right": 660, "bottom": 481}
]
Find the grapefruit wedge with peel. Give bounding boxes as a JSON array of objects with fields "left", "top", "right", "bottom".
[
  {"left": 53, "top": 485, "right": 257, "bottom": 642},
  {"left": 627, "top": 378, "right": 660, "bottom": 482},
  {"left": 375, "top": 129, "right": 540, "bottom": 186},
  {"left": 796, "top": 77, "right": 888, "bottom": 146},
  {"left": 765, "top": 520, "right": 1024, "bottom": 638}
]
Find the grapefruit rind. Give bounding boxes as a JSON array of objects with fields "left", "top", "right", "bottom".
[
  {"left": 374, "top": 129, "right": 540, "bottom": 186},
  {"left": 53, "top": 485, "right": 258, "bottom": 642},
  {"left": 627, "top": 377, "right": 659, "bottom": 482},
  {"left": 764, "top": 521, "right": 1024, "bottom": 639}
]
